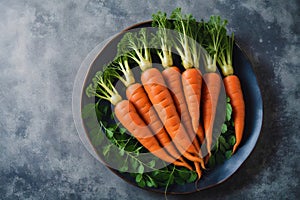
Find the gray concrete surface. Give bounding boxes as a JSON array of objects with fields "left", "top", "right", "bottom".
[{"left": 0, "top": 0, "right": 299, "bottom": 199}]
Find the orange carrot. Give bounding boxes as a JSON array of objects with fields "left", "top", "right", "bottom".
[
  {"left": 126, "top": 82, "right": 190, "bottom": 164},
  {"left": 162, "top": 67, "right": 200, "bottom": 152},
  {"left": 223, "top": 75, "right": 245, "bottom": 153},
  {"left": 86, "top": 70, "right": 193, "bottom": 170},
  {"left": 196, "top": 125, "right": 205, "bottom": 144},
  {"left": 141, "top": 68, "right": 200, "bottom": 158},
  {"left": 170, "top": 8, "right": 203, "bottom": 134},
  {"left": 218, "top": 31, "right": 245, "bottom": 154},
  {"left": 194, "top": 161, "right": 202, "bottom": 180},
  {"left": 182, "top": 68, "right": 203, "bottom": 133},
  {"left": 118, "top": 28, "right": 204, "bottom": 166},
  {"left": 152, "top": 11, "right": 205, "bottom": 174},
  {"left": 201, "top": 72, "right": 221, "bottom": 156},
  {"left": 115, "top": 100, "right": 193, "bottom": 169}
]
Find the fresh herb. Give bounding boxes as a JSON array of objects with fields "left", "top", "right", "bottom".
[{"left": 207, "top": 98, "right": 236, "bottom": 168}]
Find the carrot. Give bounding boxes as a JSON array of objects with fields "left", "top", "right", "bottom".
[
  {"left": 86, "top": 70, "right": 193, "bottom": 170},
  {"left": 196, "top": 124, "right": 205, "bottom": 144},
  {"left": 201, "top": 73, "right": 221, "bottom": 155},
  {"left": 194, "top": 161, "right": 202, "bottom": 180},
  {"left": 152, "top": 11, "right": 205, "bottom": 173},
  {"left": 119, "top": 28, "right": 204, "bottom": 165},
  {"left": 182, "top": 68, "right": 203, "bottom": 133},
  {"left": 108, "top": 57, "right": 194, "bottom": 169},
  {"left": 141, "top": 68, "right": 201, "bottom": 161},
  {"left": 170, "top": 8, "right": 205, "bottom": 135},
  {"left": 217, "top": 29, "right": 245, "bottom": 154},
  {"left": 223, "top": 75, "right": 245, "bottom": 153},
  {"left": 115, "top": 99, "right": 193, "bottom": 170},
  {"left": 162, "top": 67, "right": 200, "bottom": 153},
  {"left": 200, "top": 16, "right": 231, "bottom": 156},
  {"left": 126, "top": 82, "right": 191, "bottom": 164}
]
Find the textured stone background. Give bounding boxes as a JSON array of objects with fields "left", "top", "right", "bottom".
[{"left": 0, "top": 0, "right": 299, "bottom": 199}]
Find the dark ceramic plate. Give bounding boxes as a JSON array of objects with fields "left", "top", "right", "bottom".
[{"left": 78, "top": 21, "right": 263, "bottom": 194}]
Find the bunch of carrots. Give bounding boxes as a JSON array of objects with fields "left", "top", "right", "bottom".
[{"left": 86, "top": 8, "right": 245, "bottom": 181}]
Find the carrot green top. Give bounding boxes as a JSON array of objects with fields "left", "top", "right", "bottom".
[
  {"left": 107, "top": 57, "right": 135, "bottom": 87},
  {"left": 152, "top": 11, "right": 173, "bottom": 68},
  {"left": 118, "top": 28, "right": 152, "bottom": 72},
  {"left": 170, "top": 8, "right": 201, "bottom": 70},
  {"left": 203, "top": 16, "right": 228, "bottom": 73},
  {"left": 217, "top": 33, "right": 234, "bottom": 77},
  {"left": 86, "top": 70, "right": 122, "bottom": 106}
]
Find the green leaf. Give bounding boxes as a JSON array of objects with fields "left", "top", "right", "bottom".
[
  {"left": 101, "top": 121, "right": 108, "bottom": 127},
  {"left": 126, "top": 144, "right": 137, "bottom": 152},
  {"left": 119, "top": 148, "right": 125, "bottom": 156},
  {"left": 138, "top": 164, "right": 144, "bottom": 174},
  {"left": 103, "top": 144, "right": 111, "bottom": 156},
  {"left": 146, "top": 180, "right": 153, "bottom": 187},
  {"left": 130, "top": 158, "right": 139, "bottom": 170},
  {"left": 219, "top": 143, "right": 226, "bottom": 153},
  {"left": 225, "top": 150, "right": 232, "bottom": 159},
  {"left": 226, "top": 103, "right": 232, "bottom": 121},
  {"left": 99, "top": 104, "right": 109, "bottom": 115},
  {"left": 110, "top": 112, "right": 115, "bottom": 120},
  {"left": 229, "top": 135, "right": 236, "bottom": 146},
  {"left": 187, "top": 172, "right": 197, "bottom": 183},
  {"left": 178, "top": 170, "right": 190, "bottom": 180},
  {"left": 168, "top": 174, "right": 175, "bottom": 185},
  {"left": 222, "top": 140, "right": 230, "bottom": 150},
  {"left": 106, "top": 129, "right": 114, "bottom": 138},
  {"left": 110, "top": 123, "right": 119, "bottom": 131},
  {"left": 151, "top": 170, "right": 160, "bottom": 177},
  {"left": 226, "top": 96, "right": 230, "bottom": 103},
  {"left": 119, "top": 164, "right": 128, "bottom": 172},
  {"left": 147, "top": 160, "right": 156, "bottom": 168},
  {"left": 174, "top": 176, "right": 185, "bottom": 185},
  {"left": 219, "top": 135, "right": 226, "bottom": 144},
  {"left": 152, "top": 172, "right": 170, "bottom": 181},
  {"left": 85, "top": 118, "right": 99, "bottom": 129},
  {"left": 135, "top": 173, "right": 143, "bottom": 182},
  {"left": 89, "top": 128, "right": 103, "bottom": 146},
  {"left": 82, "top": 104, "right": 96, "bottom": 119},
  {"left": 208, "top": 155, "right": 216, "bottom": 168},
  {"left": 146, "top": 176, "right": 158, "bottom": 188},
  {"left": 221, "top": 123, "right": 227, "bottom": 134},
  {"left": 216, "top": 152, "right": 225, "bottom": 165},
  {"left": 137, "top": 179, "right": 146, "bottom": 187},
  {"left": 119, "top": 127, "right": 127, "bottom": 135}
]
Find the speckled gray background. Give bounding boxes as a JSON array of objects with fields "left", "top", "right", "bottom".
[{"left": 0, "top": 0, "right": 299, "bottom": 199}]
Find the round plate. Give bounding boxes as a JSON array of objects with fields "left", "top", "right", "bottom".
[{"left": 73, "top": 21, "right": 263, "bottom": 194}]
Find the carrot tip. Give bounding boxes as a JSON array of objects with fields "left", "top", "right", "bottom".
[{"left": 232, "top": 145, "right": 238, "bottom": 154}]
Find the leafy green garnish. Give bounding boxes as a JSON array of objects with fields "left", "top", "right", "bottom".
[{"left": 207, "top": 97, "right": 236, "bottom": 168}]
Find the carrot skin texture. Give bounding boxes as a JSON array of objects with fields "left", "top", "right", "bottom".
[
  {"left": 196, "top": 124, "right": 205, "bottom": 144},
  {"left": 141, "top": 68, "right": 197, "bottom": 154},
  {"left": 115, "top": 100, "right": 193, "bottom": 169},
  {"left": 125, "top": 84, "right": 194, "bottom": 170},
  {"left": 162, "top": 67, "right": 200, "bottom": 152},
  {"left": 126, "top": 82, "right": 183, "bottom": 160},
  {"left": 182, "top": 68, "right": 203, "bottom": 133},
  {"left": 223, "top": 75, "right": 245, "bottom": 154},
  {"left": 201, "top": 72, "right": 221, "bottom": 155}
]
